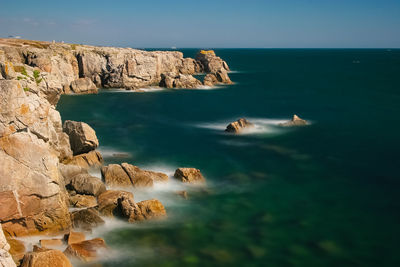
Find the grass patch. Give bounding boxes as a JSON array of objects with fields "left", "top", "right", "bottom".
[
  {"left": 23, "top": 87, "right": 29, "bottom": 92},
  {"left": 33, "top": 70, "right": 42, "bottom": 85}
]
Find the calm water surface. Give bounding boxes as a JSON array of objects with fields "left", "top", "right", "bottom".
[{"left": 58, "top": 49, "right": 400, "bottom": 267}]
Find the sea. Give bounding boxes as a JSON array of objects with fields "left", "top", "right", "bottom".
[{"left": 57, "top": 49, "right": 400, "bottom": 267}]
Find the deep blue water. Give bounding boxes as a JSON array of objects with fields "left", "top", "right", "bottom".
[{"left": 57, "top": 49, "right": 400, "bottom": 267}]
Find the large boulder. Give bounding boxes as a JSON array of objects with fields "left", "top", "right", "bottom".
[
  {"left": 101, "top": 164, "right": 132, "bottom": 187},
  {"left": 174, "top": 168, "right": 206, "bottom": 183},
  {"left": 225, "top": 118, "right": 254, "bottom": 133},
  {"left": 63, "top": 120, "right": 99, "bottom": 155},
  {"left": 195, "top": 50, "right": 230, "bottom": 73},
  {"left": 97, "top": 190, "right": 134, "bottom": 217},
  {"left": 21, "top": 249, "right": 72, "bottom": 267},
  {"left": 279, "top": 114, "right": 308, "bottom": 127},
  {"left": 120, "top": 163, "right": 168, "bottom": 187},
  {"left": 0, "top": 224, "right": 16, "bottom": 267},
  {"left": 70, "top": 208, "right": 105, "bottom": 231},
  {"left": 133, "top": 199, "right": 167, "bottom": 221},
  {"left": 68, "top": 173, "right": 106, "bottom": 196},
  {"left": 64, "top": 238, "right": 107, "bottom": 263},
  {"left": 69, "top": 78, "right": 97, "bottom": 94},
  {"left": 159, "top": 72, "right": 202, "bottom": 89},
  {"left": 66, "top": 150, "right": 103, "bottom": 169}
]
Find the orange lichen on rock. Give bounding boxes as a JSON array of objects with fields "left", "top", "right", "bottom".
[{"left": 20, "top": 104, "right": 29, "bottom": 115}]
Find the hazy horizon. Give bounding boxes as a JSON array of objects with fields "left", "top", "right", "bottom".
[{"left": 1, "top": 0, "right": 399, "bottom": 48}]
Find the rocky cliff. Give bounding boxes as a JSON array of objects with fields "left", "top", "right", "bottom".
[{"left": 0, "top": 38, "right": 231, "bottom": 245}]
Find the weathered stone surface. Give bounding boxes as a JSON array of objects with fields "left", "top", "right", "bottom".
[
  {"left": 21, "top": 249, "right": 72, "bottom": 267},
  {"left": 69, "top": 173, "right": 106, "bottom": 196},
  {"left": 69, "top": 194, "right": 97, "bottom": 208},
  {"left": 58, "top": 164, "right": 87, "bottom": 185},
  {"left": 101, "top": 164, "right": 132, "bottom": 187},
  {"left": 39, "top": 239, "right": 63, "bottom": 248},
  {"left": 97, "top": 190, "right": 134, "bottom": 217},
  {"left": 69, "top": 78, "right": 98, "bottom": 94},
  {"left": 196, "top": 50, "right": 230, "bottom": 73},
  {"left": 70, "top": 208, "right": 105, "bottom": 231},
  {"left": 279, "top": 114, "right": 308, "bottom": 127},
  {"left": 121, "top": 163, "right": 154, "bottom": 187},
  {"left": 174, "top": 168, "right": 206, "bottom": 183},
  {"left": 63, "top": 120, "right": 99, "bottom": 155},
  {"left": 225, "top": 118, "right": 254, "bottom": 133},
  {"left": 159, "top": 72, "right": 202, "bottom": 89},
  {"left": 0, "top": 224, "right": 16, "bottom": 267},
  {"left": 66, "top": 150, "right": 103, "bottom": 169},
  {"left": 64, "top": 231, "right": 85, "bottom": 245},
  {"left": 134, "top": 199, "right": 167, "bottom": 221},
  {"left": 64, "top": 238, "right": 107, "bottom": 263}
]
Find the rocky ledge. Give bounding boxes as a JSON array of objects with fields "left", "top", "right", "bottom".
[{"left": 0, "top": 39, "right": 216, "bottom": 266}]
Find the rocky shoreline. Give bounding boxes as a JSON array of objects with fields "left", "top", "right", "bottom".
[{"left": 0, "top": 38, "right": 232, "bottom": 266}]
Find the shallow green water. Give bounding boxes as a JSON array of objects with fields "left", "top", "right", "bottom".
[{"left": 57, "top": 49, "right": 400, "bottom": 267}]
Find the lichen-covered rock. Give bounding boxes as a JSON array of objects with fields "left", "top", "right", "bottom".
[
  {"left": 63, "top": 120, "right": 99, "bottom": 155},
  {"left": 70, "top": 208, "right": 105, "bottom": 231},
  {"left": 64, "top": 238, "right": 107, "bottom": 263},
  {"left": 174, "top": 168, "right": 206, "bottom": 183},
  {"left": 279, "top": 114, "right": 308, "bottom": 127},
  {"left": 0, "top": 224, "right": 16, "bottom": 267},
  {"left": 225, "top": 118, "right": 254, "bottom": 133},
  {"left": 69, "top": 78, "right": 97, "bottom": 94},
  {"left": 21, "top": 249, "right": 72, "bottom": 267},
  {"left": 159, "top": 72, "right": 202, "bottom": 89},
  {"left": 66, "top": 150, "right": 103, "bottom": 169}
]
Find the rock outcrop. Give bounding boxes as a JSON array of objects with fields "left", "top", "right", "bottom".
[
  {"left": 0, "top": 224, "right": 16, "bottom": 267},
  {"left": 225, "top": 118, "right": 254, "bottom": 133},
  {"left": 159, "top": 72, "right": 202, "bottom": 89},
  {"left": 279, "top": 114, "right": 308, "bottom": 126},
  {"left": 63, "top": 120, "right": 99, "bottom": 155},
  {"left": 196, "top": 50, "right": 230, "bottom": 73},
  {"left": 174, "top": 168, "right": 206, "bottom": 183}
]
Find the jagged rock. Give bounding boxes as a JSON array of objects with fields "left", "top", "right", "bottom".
[
  {"left": 6, "top": 238, "right": 25, "bottom": 265},
  {"left": 120, "top": 163, "right": 154, "bottom": 187},
  {"left": 63, "top": 120, "right": 99, "bottom": 155},
  {"left": 68, "top": 173, "right": 106, "bottom": 196},
  {"left": 134, "top": 199, "right": 167, "bottom": 221},
  {"left": 196, "top": 50, "right": 230, "bottom": 73},
  {"left": 39, "top": 239, "right": 63, "bottom": 248},
  {"left": 101, "top": 164, "right": 132, "bottom": 187},
  {"left": 21, "top": 249, "right": 72, "bottom": 267},
  {"left": 69, "top": 78, "right": 97, "bottom": 94},
  {"left": 64, "top": 238, "right": 107, "bottom": 263},
  {"left": 66, "top": 150, "right": 103, "bottom": 169},
  {"left": 97, "top": 190, "right": 134, "bottom": 217},
  {"left": 69, "top": 194, "right": 97, "bottom": 208},
  {"left": 203, "top": 73, "right": 218, "bottom": 86},
  {"left": 160, "top": 72, "right": 202, "bottom": 89},
  {"left": 225, "top": 118, "right": 254, "bottom": 133},
  {"left": 70, "top": 208, "right": 105, "bottom": 231},
  {"left": 64, "top": 231, "right": 85, "bottom": 245},
  {"left": 174, "top": 168, "right": 206, "bottom": 183},
  {"left": 0, "top": 224, "right": 16, "bottom": 267},
  {"left": 279, "top": 114, "right": 308, "bottom": 126}
]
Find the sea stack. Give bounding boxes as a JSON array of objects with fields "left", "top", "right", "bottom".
[
  {"left": 279, "top": 115, "right": 308, "bottom": 126},
  {"left": 225, "top": 118, "right": 254, "bottom": 133}
]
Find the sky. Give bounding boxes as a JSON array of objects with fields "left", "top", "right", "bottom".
[{"left": 0, "top": 0, "right": 399, "bottom": 48}]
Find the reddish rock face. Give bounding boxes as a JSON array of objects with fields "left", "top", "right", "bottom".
[
  {"left": 174, "top": 168, "right": 206, "bottom": 184},
  {"left": 21, "top": 249, "right": 72, "bottom": 267},
  {"left": 64, "top": 231, "right": 85, "bottom": 245},
  {"left": 225, "top": 118, "right": 254, "bottom": 133},
  {"left": 64, "top": 238, "right": 107, "bottom": 263}
]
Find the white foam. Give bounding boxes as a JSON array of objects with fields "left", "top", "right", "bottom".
[
  {"left": 98, "top": 147, "right": 132, "bottom": 159},
  {"left": 100, "top": 87, "right": 164, "bottom": 93}
]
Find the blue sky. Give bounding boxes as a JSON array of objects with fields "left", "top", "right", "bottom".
[{"left": 0, "top": 0, "right": 399, "bottom": 48}]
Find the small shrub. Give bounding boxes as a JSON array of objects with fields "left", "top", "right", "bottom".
[
  {"left": 17, "top": 76, "right": 25, "bottom": 80},
  {"left": 33, "top": 70, "right": 42, "bottom": 85},
  {"left": 23, "top": 87, "right": 29, "bottom": 92}
]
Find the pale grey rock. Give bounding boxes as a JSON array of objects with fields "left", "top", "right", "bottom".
[
  {"left": 69, "top": 173, "right": 106, "bottom": 196},
  {"left": 69, "top": 78, "right": 97, "bottom": 94}
]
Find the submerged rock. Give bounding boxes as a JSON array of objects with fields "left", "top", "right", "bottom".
[
  {"left": 63, "top": 120, "right": 99, "bottom": 155},
  {"left": 225, "top": 118, "right": 254, "bottom": 133},
  {"left": 21, "top": 249, "right": 72, "bottom": 267},
  {"left": 64, "top": 238, "right": 107, "bottom": 263},
  {"left": 279, "top": 115, "right": 307, "bottom": 127},
  {"left": 174, "top": 168, "right": 205, "bottom": 184}
]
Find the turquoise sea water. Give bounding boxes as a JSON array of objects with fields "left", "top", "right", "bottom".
[{"left": 57, "top": 49, "right": 400, "bottom": 267}]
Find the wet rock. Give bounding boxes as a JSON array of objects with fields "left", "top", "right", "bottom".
[
  {"left": 121, "top": 163, "right": 154, "bottom": 187},
  {"left": 134, "top": 199, "right": 167, "bottom": 221},
  {"left": 69, "top": 173, "right": 106, "bottom": 196},
  {"left": 64, "top": 238, "right": 107, "bottom": 263},
  {"left": 225, "top": 118, "right": 254, "bottom": 133},
  {"left": 63, "top": 120, "right": 99, "bottom": 155},
  {"left": 39, "top": 239, "right": 63, "bottom": 248},
  {"left": 70, "top": 208, "right": 105, "bottom": 231},
  {"left": 21, "top": 249, "right": 72, "bottom": 267},
  {"left": 174, "top": 168, "right": 205, "bottom": 183},
  {"left": 64, "top": 231, "right": 85, "bottom": 245},
  {"left": 101, "top": 164, "right": 132, "bottom": 187},
  {"left": 69, "top": 194, "right": 97, "bottom": 208},
  {"left": 279, "top": 114, "right": 308, "bottom": 126},
  {"left": 159, "top": 72, "right": 202, "bottom": 89},
  {"left": 67, "top": 150, "right": 103, "bottom": 169},
  {"left": 97, "top": 190, "right": 134, "bottom": 217},
  {"left": 69, "top": 78, "right": 97, "bottom": 94}
]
